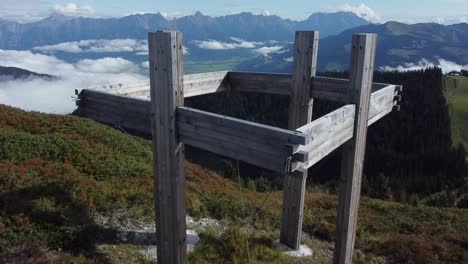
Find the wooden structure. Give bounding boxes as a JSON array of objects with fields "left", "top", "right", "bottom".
[{"left": 75, "top": 31, "right": 402, "bottom": 264}]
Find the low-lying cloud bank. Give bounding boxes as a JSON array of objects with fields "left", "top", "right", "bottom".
[
  {"left": 33, "top": 39, "right": 190, "bottom": 56},
  {"left": 193, "top": 37, "right": 259, "bottom": 50},
  {"left": 33, "top": 39, "right": 148, "bottom": 53},
  {"left": 380, "top": 58, "right": 468, "bottom": 74},
  {"left": 193, "top": 37, "right": 285, "bottom": 56},
  {"left": 0, "top": 49, "right": 147, "bottom": 114}
]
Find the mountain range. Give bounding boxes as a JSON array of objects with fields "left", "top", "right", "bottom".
[
  {"left": 237, "top": 21, "right": 468, "bottom": 72},
  {"left": 0, "top": 11, "right": 369, "bottom": 50},
  {"left": 1, "top": 12, "right": 468, "bottom": 74}
]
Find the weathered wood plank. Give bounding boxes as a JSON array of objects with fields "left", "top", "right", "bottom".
[
  {"left": 228, "top": 72, "right": 292, "bottom": 95},
  {"left": 101, "top": 71, "right": 229, "bottom": 99},
  {"left": 77, "top": 104, "right": 151, "bottom": 134},
  {"left": 80, "top": 71, "right": 395, "bottom": 103},
  {"left": 179, "top": 133, "right": 287, "bottom": 173},
  {"left": 334, "top": 33, "right": 377, "bottom": 264},
  {"left": 76, "top": 89, "right": 152, "bottom": 134},
  {"left": 79, "top": 89, "right": 151, "bottom": 111},
  {"left": 183, "top": 71, "right": 229, "bottom": 97},
  {"left": 226, "top": 71, "right": 394, "bottom": 102},
  {"left": 176, "top": 106, "right": 309, "bottom": 173},
  {"left": 177, "top": 107, "right": 307, "bottom": 174},
  {"left": 177, "top": 106, "right": 308, "bottom": 145},
  {"left": 280, "top": 31, "right": 319, "bottom": 250},
  {"left": 149, "top": 31, "right": 187, "bottom": 264},
  {"left": 290, "top": 84, "right": 397, "bottom": 171},
  {"left": 178, "top": 122, "right": 289, "bottom": 159}
]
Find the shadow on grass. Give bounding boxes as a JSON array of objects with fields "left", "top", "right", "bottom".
[{"left": 0, "top": 183, "right": 141, "bottom": 253}]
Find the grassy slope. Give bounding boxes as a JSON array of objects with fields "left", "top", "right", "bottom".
[
  {"left": 0, "top": 104, "right": 467, "bottom": 263},
  {"left": 444, "top": 75, "right": 468, "bottom": 150}
]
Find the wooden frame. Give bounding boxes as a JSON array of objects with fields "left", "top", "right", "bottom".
[{"left": 75, "top": 31, "right": 402, "bottom": 264}]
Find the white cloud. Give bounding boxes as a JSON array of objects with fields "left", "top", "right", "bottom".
[
  {"left": 53, "top": 3, "right": 95, "bottom": 17},
  {"left": 33, "top": 39, "right": 148, "bottom": 53},
  {"left": 263, "top": 10, "right": 272, "bottom": 16},
  {"left": 0, "top": 49, "right": 146, "bottom": 113},
  {"left": 34, "top": 42, "right": 83, "bottom": 53},
  {"left": 431, "top": 15, "right": 468, "bottom": 25},
  {"left": 76, "top": 58, "right": 140, "bottom": 73},
  {"left": 253, "top": 46, "right": 285, "bottom": 56},
  {"left": 34, "top": 39, "right": 190, "bottom": 56},
  {"left": 160, "top": 11, "right": 194, "bottom": 19},
  {"left": 380, "top": 58, "right": 468, "bottom": 74},
  {"left": 283, "top": 57, "right": 294, "bottom": 62},
  {"left": 193, "top": 37, "right": 259, "bottom": 50},
  {"left": 338, "top": 3, "right": 380, "bottom": 22}
]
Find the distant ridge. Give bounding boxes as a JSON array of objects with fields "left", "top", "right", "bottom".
[
  {"left": 237, "top": 21, "right": 468, "bottom": 72},
  {"left": 0, "top": 11, "right": 369, "bottom": 49},
  {"left": 0, "top": 66, "right": 54, "bottom": 79}
]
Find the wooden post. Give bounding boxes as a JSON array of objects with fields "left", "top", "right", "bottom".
[
  {"left": 149, "top": 31, "right": 187, "bottom": 264},
  {"left": 280, "top": 31, "right": 319, "bottom": 249},
  {"left": 334, "top": 33, "right": 377, "bottom": 264}
]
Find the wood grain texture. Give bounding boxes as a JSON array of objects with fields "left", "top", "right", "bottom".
[
  {"left": 178, "top": 106, "right": 307, "bottom": 145},
  {"left": 334, "top": 33, "right": 377, "bottom": 264},
  {"left": 291, "top": 84, "right": 397, "bottom": 171},
  {"left": 280, "top": 31, "right": 319, "bottom": 250},
  {"left": 177, "top": 106, "right": 308, "bottom": 173},
  {"left": 149, "top": 31, "right": 187, "bottom": 264},
  {"left": 97, "top": 71, "right": 229, "bottom": 99},
  {"left": 228, "top": 71, "right": 292, "bottom": 95}
]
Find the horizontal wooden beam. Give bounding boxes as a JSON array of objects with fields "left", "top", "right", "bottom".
[
  {"left": 91, "top": 71, "right": 229, "bottom": 99},
  {"left": 228, "top": 71, "right": 291, "bottom": 96},
  {"left": 75, "top": 74, "right": 400, "bottom": 173},
  {"left": 177, "top": 106, "right": 308, "bottom": 173},
  {"left": 76, "top": 89, "right": 152, "bottom": 135},
  {"left": 178, "top": 106, "right": 308, "bottom": 145},
  {"left": 76, "top": 88, "right": 311, "bottom": 173},
  {"left": 80, "top": 71, "right": 397, "bottom": 103},
  {"left": 292, "top": 84, "right": 398, "bottom": 171},
  {"left": 184, "top": 71, "right": 229, "bottom": 97},
  {"left": 227, "top": 71, "right": 395, "bottom": 102}
]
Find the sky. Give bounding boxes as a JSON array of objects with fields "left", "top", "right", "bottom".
[{"left": 1, "top": 0, "right": 468, "bottom": 24}]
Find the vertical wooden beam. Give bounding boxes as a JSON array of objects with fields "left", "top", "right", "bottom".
[
  {"left": 280, "top": 31, "right": 319, "bottom": 249},
  {"left": 334, "top": 33, "right": 377, "bottom": 264},
  {"left": 149, "top": 31, "right": 187, "bottom": 264}
]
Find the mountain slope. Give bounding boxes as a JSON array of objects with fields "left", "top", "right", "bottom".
[
  {"left": 237, "top": 21, "right": 468, "bottom": 72},
  {"left": 0, "top": 12, "right": 369, "bottom": 50},
  {"left": 0, "top": 104, "right": 467, "bottom": 263}
]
